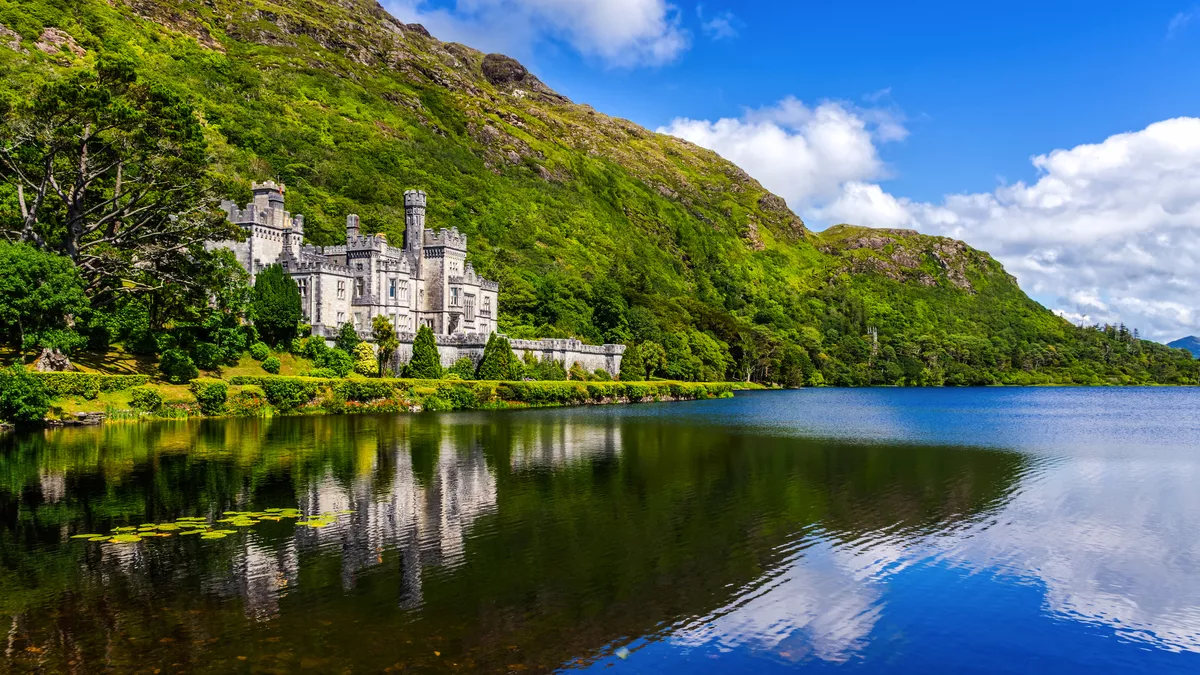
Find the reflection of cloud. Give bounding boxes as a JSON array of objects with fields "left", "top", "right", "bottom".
[
  {"left": 671, "top": 533, "right": 907, "bottom": 663},
  {"left": 945, "top": 458, "right": 1200, "bottom": 653}
]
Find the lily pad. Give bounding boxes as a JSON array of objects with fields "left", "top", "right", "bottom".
[
  {"left": 200, "top": 532, "right": 228, "bottom": 539},
  {"left": 71, "top": 534, "right": 104, "bottom": 539},
  {"left": 110, "top": 534, "right": 143, "bottom": 544}
]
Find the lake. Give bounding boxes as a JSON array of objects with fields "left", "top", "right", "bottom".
[{"left": 1, "top": 388, "right": 1199, "bottom": 673}]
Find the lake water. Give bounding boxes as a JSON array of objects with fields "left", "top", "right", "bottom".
[{"left": 2, "top": 388, "right": 1199, "bottom": 673}]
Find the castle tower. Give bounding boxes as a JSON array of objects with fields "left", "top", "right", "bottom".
[
  {"left": 403, "top": 190, "right": 426, "bottom": 253},
  {"left": 346, "top": 214, "right": 360, "bottom": 239}
]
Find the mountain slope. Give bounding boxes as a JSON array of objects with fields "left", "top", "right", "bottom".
[
  {"left": 1168, "top": 337, "right": 1200, "bottom": 358},
  {"left": 1, "top": 0, "right": 1197, "bottom": 385}
]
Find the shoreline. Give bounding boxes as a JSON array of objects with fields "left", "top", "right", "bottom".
[{"left": 18, "top": 374, "right": 738, "bottom": 429}]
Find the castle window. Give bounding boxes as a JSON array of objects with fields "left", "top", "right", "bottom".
[
  {"left": 296, "top": 278, "right": 308, "bottom": 299},
  {"left": 451, "top": 287, "right": 460, "bottom": 307},
  {"left": 354, "top": 277, "right": 365, "bottom": 298},
  {"left": 483, "top": 296, "right": 491, "bottom": 316},
  {"left": 337, "top": 280, "right": 346, "bottom": 299},
  {"left": 356, "top": 263, "right": 363, "bottom": 271},
  {"left": 465, "top": 294, "right": 475, "bottom": 321},
  {"left": 337, "top": 311, "right": 346, "bottom": 325},
  {"left": 389, "top": 278, "right": 396, "bottom": 299}
]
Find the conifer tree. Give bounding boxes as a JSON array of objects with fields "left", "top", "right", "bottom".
[
  {"left": 475, "top": 333, "right": 513, "bottom": 380},
  {"left": 406, "top": 325, "right": 442, "bottom": 379},
  {"left": 252, "top": 264, "right": 301, "bottom": 346}
]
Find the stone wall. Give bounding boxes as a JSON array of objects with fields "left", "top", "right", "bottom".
[{"left": 351, "top": 332, "right": 625, "bottom": 376}]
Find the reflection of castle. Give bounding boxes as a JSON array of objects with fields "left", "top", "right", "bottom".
[{"left": 215, "top": 181, "right": 498, "bottom": 337}]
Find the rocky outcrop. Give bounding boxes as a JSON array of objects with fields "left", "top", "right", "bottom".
[
  {"left": 0, "top": 23, "right": 26, "bottom": 53},
  {"left": 33, "top": 348, "right": 76, "bottom": 373},
  {"left": 35, "top": 28, "right": 84, "bottom": 57},
  {"left": 819, "top": 226, "right": 987, "bottom": 292}
]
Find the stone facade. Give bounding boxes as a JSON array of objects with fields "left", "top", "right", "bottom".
[
  {"left": 211, "top": 181, "right": 625, "bottom": 375},
  {"left": 212, "top": 181, "right": 499, "bottom": 339}
]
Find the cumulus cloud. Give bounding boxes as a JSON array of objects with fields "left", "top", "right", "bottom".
[
  {"left": 662, "top": 95, "right": 1200, "bottom": 340},
  {"left": 384, "top": 0, "right": 689, "bottom": 67},
  {"left": 658, "top": 97, "right": 907, "bottom": 209},
  {"left": 817, "top": 118, "right": 1200, "bottom": 340}
]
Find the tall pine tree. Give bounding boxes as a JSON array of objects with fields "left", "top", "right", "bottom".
[
  {"left": 406, "top": 324, "right": 442, "bottom": 379},
  {"left": 252, "top": 264, "right": 301, "bottom": 346},
  {"left": 474, "top": 333, "right": 513, "bottom": 380}
]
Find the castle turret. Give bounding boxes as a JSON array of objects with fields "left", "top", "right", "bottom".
[
  {"left": 346, "top": 214, "right": 360, "bottom": 239},
  {"left": 252, "top": 181, "right": 286, "bottom": 210},
  {"left": 403, "top": 189, "right": 426, "bottom": 252}
]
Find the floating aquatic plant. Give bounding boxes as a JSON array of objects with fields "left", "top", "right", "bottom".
[{"left": 70, "top": 509, "right": 352, "bottom": 545}]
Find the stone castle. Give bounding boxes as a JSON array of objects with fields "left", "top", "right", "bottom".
[{"left": 212, "top": 181, "right": 624, "bottom": 375}]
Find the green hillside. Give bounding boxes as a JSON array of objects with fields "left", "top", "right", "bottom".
[{"left": 1, "top": 0, "right": 1197, "bottom": 385}]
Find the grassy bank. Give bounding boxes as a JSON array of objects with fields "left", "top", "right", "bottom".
[{"left": 34, "top": 372, "right": 734, "bottom": 422}]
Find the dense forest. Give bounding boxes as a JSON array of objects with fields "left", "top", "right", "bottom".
[{"left": 0, "top": 0, "right": 1197, "bottom": 386}]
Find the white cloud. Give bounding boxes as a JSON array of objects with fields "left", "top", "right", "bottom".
[
  {"left": 662, "top": 95, "right": 1200, "bottom": 340},
  {"left": 699, "top": 10, "right": 739, "bottom": 41},
  {"left": 818, "top": 118, "right": 1200, "bottom": 341},
  {"left": 384, "top": 0, "right": 689, "bottom": 67},
  {"left": 658, "top": 97, "right": 907, "bottom": 209}
]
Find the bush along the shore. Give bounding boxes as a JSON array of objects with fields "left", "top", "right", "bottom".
[{"left": 223, "top": 375, "right": 733, "bottom": 415}]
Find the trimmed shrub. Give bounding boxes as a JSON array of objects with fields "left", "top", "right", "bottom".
[
  {"left": 406, "top": 325, "right": 442, "bottom": 379},
  {"left": 129, "top": 386, "right": 163, "bottom": 412},
  {"left": 261, "top": 356, "right": 281, "bottom": 374},
  {"left": 160, "top": 349, "right": 199, "bottom": 384},
  {"left": 260, "top": 378, "right": 319, "bottom": 412},
  {"left": 250, "top": 342, "right": 271, "bottom": 361},
  {"left": 333, "top": 379, "right": 395, "bottom": 402},
  {"left": 301, "top": 367, "right": 338, "bottom": 378},
  {"left": 32, "top": 373, "right": 150, "bottom": 397},
  {"left": 421, "top": 395, "right": 451, "bottom": 412},
  {"left": 0, "top": 366, "right": 50, "bottom": 426},
  {"left": 449, "top": 357, "right": 476, "bottom": 380},
  {"left": 189, "top": 379, "right": 228, "bottom": 416},
  {"left": 474, "top": 334, "right": 512, "bottom": 380},
  {"left": 301, "top": 335, "right": 329, "bottom": 361}
]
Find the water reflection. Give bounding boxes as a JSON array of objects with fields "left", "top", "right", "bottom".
[{"left": 0, "top": 390, "right": 1198, "bottom": 673}]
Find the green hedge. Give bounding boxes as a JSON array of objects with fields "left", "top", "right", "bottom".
[
  {"left": 226, "top": 376, "right": 731, "bottom": 414},
  {"left": 189, "top": 379, "right": 228, "bottom": 416},
  {"left": 35, "top": 373, "right": 150, "bottom": 398}
]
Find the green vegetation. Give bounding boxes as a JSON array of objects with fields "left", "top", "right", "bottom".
[
  {"left": 0, "top": 365, "right": 50, "bottom": 425},
  {"left": 0, "top": 0, "right": 1196, "bottom": 393},
  {"left": 406, "top": 325, "right": 442, "bottom": 379},
  {"left": 251, "top": 264, "right": 302, "bottom": 346},
  {"left": 371, "top": 315, "right": 399, "bottom": 377},
  {"left": 475, "top": 333, "right": 514, "bottom": 380}
]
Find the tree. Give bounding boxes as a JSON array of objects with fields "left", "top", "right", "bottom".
[
  {"left": 0, "top": 365, "right": 50, "bottom": 426},
  {"left": 406, "top": 325, "right": 442, "bottom": 379},
  {"left": 448, "top": 357, "right": 476, "bottom": 379},
  {"left": 0, "top": 55, "right": 239, "bottom": 299},
  {"left": 475, "top": 333, "right": 513, "bottom": 380},
  {"left": 371, "top": 314, "right": 399, "bottom": 377},
  {"left": 0, "top": 241, "right": 89, "bottom": 354},
  {"left": 638, "top": 341, "right": 667, "bottom": 380},
  {"left": 251, "top": 264, "right": 301, "bottom": 346},
  {"left": 352, "top": 342, "right": 376, "bottom": 376},
  {"left": 619, "top": 343, "right": 644, "bottom": 381},
  {"left": 335, "top": 320, "right": 361, "bottom": 354}
]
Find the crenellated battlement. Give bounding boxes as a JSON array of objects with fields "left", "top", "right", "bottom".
[
  {"left": 423, "top": 227, "right": 467, "bottom": 250},
  {"left": 404, "top": 189, "right": 427, "bottom": 208}
]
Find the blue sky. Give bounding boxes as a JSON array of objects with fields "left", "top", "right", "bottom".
[{"left": 386, "top": 0, "right": 1200, "bottom": 340}]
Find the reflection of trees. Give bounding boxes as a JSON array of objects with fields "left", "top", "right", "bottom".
[{"left": 0, "top": 414, "right": 1025, "bottom": 673}]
